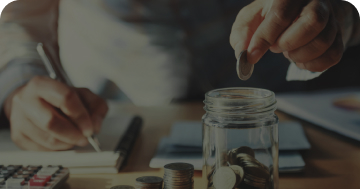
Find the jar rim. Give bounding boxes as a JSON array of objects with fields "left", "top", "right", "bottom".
[
  {"left": 204, "top": 87, "right": 277, "bottom": 115},
  {"left": 205, "top": 87, "right": 274, "bottom": 100}
]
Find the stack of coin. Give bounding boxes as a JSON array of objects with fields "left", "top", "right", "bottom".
[
  {"left": 210, "top": 146, "right": 271, "bottom": 189},
  {"left": 163, "top": 163, "right": 194, "bottom": 189},
  {"left": 110, "top": 186, "right": 135, "bottom": 189},
  {"left": 135, "top": 176, "right": 163, "bottom": 189},
  {"left": 237, "top": 153, "right": 270, "bottom": 189}
]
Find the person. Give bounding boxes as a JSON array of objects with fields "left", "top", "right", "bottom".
[{"left": 0, "top": 0, "right": 359, "bottom": 151}]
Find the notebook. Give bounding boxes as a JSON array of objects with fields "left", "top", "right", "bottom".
[
  {"left": 150, "top": 121, "right": 309, "bottom": 173},
  {"left": 0, "top": 113, "right": 142, "bottom": 174},
  {"left": 276, "top": 88, "right": 360, "bottom": 141}
]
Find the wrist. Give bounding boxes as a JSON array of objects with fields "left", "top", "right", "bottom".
[{"left": 3, "top": 85, "right": 25, "bottom": 120}]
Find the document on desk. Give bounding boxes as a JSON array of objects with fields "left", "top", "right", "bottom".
[
  {"left": 168, "top": 121, "right": 310, "bottom": 150},
  {"left": 0, "top": 113, "right": 142, "bottom": 174},
  {"left": 276, "top": 88, "right": 360, "bottom": 141},
  {"left": 150, "top": 121, "right": 309, "bottom": 173}
]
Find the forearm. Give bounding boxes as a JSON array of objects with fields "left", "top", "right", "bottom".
[{"left": 0, "top": 0, "right": 60, "bottom": 123}]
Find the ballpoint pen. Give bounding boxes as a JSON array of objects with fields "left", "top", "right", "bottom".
[{"left": 36, "top": 43, "right": 102, "bottom": 152}]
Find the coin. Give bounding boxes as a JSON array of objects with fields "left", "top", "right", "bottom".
[
  {"left": 163, "top": 163, "right": 194, "bottom": 189},
  {"left": 235, "top": 146, "right": 255, "bottom": 158},
  {"left": 237, "top": 50, "right": 254, "bottom": 81},
  {"left": 110, "top": 186, "right": 135, "bottom": 189},
  {"left": 213, "top": 167, "right": 237, "bottom": 189},
  {"left": 164, "top": 163, "right": 194, "bottom": 171},
  {"left": 135, "top": 176, "right": 163, "bottom": 189},
  {"left": 136, "top": 176, "right": 163, "bottom": 184}
]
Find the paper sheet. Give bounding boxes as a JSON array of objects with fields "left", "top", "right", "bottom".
[
  {"left": 0, "top": 113, "right": 134, "bottom": 170},
  {"left": 277, "top": 88, "right": 360, "bottom": 141}
]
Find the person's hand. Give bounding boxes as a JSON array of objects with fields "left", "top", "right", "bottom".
[
  {"left": 230, "top": 0, "right": 357, "bottom": 72},
  {"left": 3, "top": 76, "right": 109, "bottom": 151}
]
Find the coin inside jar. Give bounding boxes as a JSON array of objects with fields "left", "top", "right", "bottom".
[
  {"left": 213, "top": 167, "right": 237, "bottom": 189},
  {"left": 237, "top": 50, "right": 254, "bottom": 81}
]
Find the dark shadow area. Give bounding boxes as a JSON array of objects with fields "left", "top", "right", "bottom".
[{"left": 62, "top": 177, "right": 112, "bottom": 189}]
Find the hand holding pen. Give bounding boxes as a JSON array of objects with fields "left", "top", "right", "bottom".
[{"left": 2, "top": 44, "right": 108, "bottom": 151}]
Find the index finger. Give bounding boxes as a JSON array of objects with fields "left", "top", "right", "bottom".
[
  {"left": 247, "top": 0, "right": 307, "bottom": 64},
  {"left": 27, "top": 76, "right": 94, "bottom": 137}
]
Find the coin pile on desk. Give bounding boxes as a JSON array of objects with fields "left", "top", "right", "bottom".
[
  {"left": 110, "top": 186, "right": 135, "bottom": 189},
  {"left": 135, "top": 176, "right": 163, "bottom": 189},
  {"left": 163, "top": 163, "right": 194, "bottom": 189},
  {"left": 210, "top": 146, "right": 271, "bottom": 189}
]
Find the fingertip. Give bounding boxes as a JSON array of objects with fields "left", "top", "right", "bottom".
[
  {"left": 270, "top": 45, "right": 282, "bottom": 53},
  {"left": 80, "top": 118, "right": 94, "bottom": 137},
  {"left": 77, "top": 138, "right": 88, "bottom": 146},
  {"left": 283, "top": 51, "right": 290, "bottom": 59},
  {"left": 93, "top": 116, "right": 104, "bottom": 134},
  {"left": 296, "top": 62, "right": 306, "bottom": 70},
  {"left": 247, "top": 49, "right": 264, "bottom": 64}
]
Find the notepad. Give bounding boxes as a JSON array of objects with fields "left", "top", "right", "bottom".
[
  {"left": 150, "top": 121, "right": 309, "bottom": 173},
  {"left": 0, "top": 113, "right": 142, "bottom": 174}
]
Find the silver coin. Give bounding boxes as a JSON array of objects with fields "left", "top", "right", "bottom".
[
  {"left": 213, "top": 167, "right": 237, "bottom": 189},
  {"left": 164, "top": 163, "right": 194, "bottom": 171},
  {"left": 136, "top": 176, "right": 163, "bottom": 184},
  {"left": 110, "top": 186, "right": 135, "bottom": 189},
  {"left": 237, "top": 50, "right": 254, "bottom": 81}
]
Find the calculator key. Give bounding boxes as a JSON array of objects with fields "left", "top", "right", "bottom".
[
  {"left": 20, "top": 167, "right": 37, "bottom": 172},
  {"left": 29, "top": 179, "right": 48, "bottom": 187},
  {"left": 16, "top": 171, "right": 34, "bottom": 175},
  {"left": 33, "top": 175, "right": 51, "bottom": 182},
  {"left": 6, "top": 178, "right": 24, "bottom": 187},
  {"left": 12, "top": 175, "right": 29, "bottom": 180},
  {"left": 6, "top": 165, "right": 21, "bottom": 171},
  {"left": 41, "top": 167, "right": 58, "bottom": 172}
]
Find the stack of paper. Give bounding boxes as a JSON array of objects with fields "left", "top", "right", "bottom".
[{"left": 150, "top": 121, "right": 310, "bottom": 173}]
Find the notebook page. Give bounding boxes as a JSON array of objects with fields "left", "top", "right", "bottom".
[{"left": 0, "top": 113, "right": 134, "bottom": 167}]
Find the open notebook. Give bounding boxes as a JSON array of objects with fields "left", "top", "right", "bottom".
[{"left": 0, "top": 113, "right": 142, "bottom": 174}]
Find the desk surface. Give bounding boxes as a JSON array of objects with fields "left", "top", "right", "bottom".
[{"left": 63, "top": 103, "right": 360, "bottom": 189}]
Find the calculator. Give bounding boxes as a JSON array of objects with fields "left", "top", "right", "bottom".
[{"left": 0, "top": 165, "right": 69, "bottom": 189}]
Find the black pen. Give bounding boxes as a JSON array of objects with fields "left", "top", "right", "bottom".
[{"left": 36, "top": 43, "right": 102, "bottom": 152}]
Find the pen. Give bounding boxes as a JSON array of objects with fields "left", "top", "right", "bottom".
[{"left": 36, "top": 43, "right": 102, "bottom": 152}]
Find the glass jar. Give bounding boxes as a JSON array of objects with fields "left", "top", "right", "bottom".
[{"left": 202, "top": 88, "right": 279, "bottom": 189}]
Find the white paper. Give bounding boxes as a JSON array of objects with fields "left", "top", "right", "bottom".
[
  {"left": 0, "top": 113, "right": 134, "bottom": 172},
  {"left": 277, "top": 88, "right": 360, "bottom": 141}
]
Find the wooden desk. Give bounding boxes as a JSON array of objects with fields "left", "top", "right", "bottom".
[{"left": 63, "top": 103, "right": 360, "bottom": 189}]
